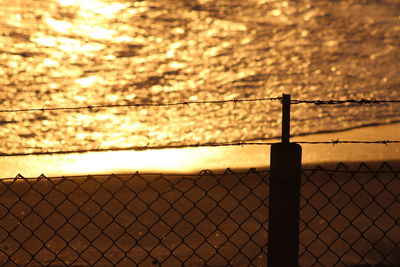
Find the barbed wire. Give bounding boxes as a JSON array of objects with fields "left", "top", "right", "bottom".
[
  {"left": 0, "top": 97, "right": 280, "bottom": 113},
  {"left": 1, "top": 142, "right": 274, "bottom": 157},
  {"left": 297, "top": 139, "right": 400, "bottom": 145},
  {"left": 291, "top": 99, "right": 400, "bottom": 105},
  {"left": 1, "top": 139, "right": 399, "bottom": 157},
  {"left": 0, "top": 97, "right": 400, "bottom": 113}
]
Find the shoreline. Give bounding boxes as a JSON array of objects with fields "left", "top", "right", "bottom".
[{"left": 1, "top": 122, "right": 399, "bottom": 178}]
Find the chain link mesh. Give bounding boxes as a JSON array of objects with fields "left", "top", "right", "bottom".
[
  {"left": 0, "top": 163, "right": 399, "bottom": 266},
  {"left": 0, "top": 169, "right": 269, "bottom": 266},
  {"left": 300, "top": 163, "right": 400, "bottom": 266}
]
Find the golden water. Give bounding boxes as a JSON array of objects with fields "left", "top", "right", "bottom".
[{"left": 0, "top": 0, "right": 399, "bottom": 172}]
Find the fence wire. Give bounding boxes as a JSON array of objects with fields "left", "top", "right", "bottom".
[
  {"left": 2, "top": 139, "right": 400, "bottom": 157},
  {"left": 1, "top": 97, "right": 399, "bottom": 113},
  {"left": 300, "top": 163, "right": 400, "bottom": 266},
  {"left": 0, "top": 163, "right": 399, "bottom": 266},
  {"left": 1, "top": 95, "right": 399, "bottom": 157}
]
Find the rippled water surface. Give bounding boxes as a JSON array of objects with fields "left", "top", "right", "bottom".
[{"left": 1, "top": 0, "right": 399, "bottom": 154}]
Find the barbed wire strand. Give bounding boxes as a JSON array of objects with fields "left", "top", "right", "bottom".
[
  {"left": 1, "top": 98, "right": 400, "bottom": 113},
  {"left": 297, "top": 140, "right": 400, "bottom": 145},
  {"left": 1, "top": 142, "right": 274, "bottom": 157},
  {"left": 291, "top": 99, "right": 400, "bottom": 105},
  {"left": 2, "top": 140, "right": 400, "bottom": 157},
  {"left": 0, "top": 97, "right": 280, "bottom": 113}
]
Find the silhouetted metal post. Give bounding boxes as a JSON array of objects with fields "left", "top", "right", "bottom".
[
  {"left": 267, "top": 94, "right": 302, "bottom": 267},
  {"left": 281, "top": 94, "right": 290, "bottom": 144}
]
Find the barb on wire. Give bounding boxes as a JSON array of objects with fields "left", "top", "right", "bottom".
[
  {"left": 296, "top": 139, "right": 400, "bottom": 145},
  {"left": 291, "top": 98, "right": 400, "bottom": 105},
  {"left": 1, "top": 97, "right": 400, "bottom": 113},
  {"left": 1, "top": 139, "right": 400, "bottom": 157},
  {"left": 0, "top": 142, "right": 275, "bottom": 157},
  {"left": 0, "top": 97, "right": 281, "bottom": 113}
]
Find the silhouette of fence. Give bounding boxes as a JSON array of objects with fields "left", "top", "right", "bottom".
[
  {"left": 1, "top": 94, "right": 400, "bottom": 265},
  {"left": 1, "top": 163, "right": 399, "bottom": 266},
  {"left": 1, "top": 96, "right": 400, "bottom": 157},
  {"left": 1, "top": 97, "right": 400, "bottom": 114},
  {"left": 0, "top": 95, "right": 399, "bottom": 158}
]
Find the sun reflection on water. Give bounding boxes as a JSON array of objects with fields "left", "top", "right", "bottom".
[
  {"left": 44, "top": 15, "right": 118, "bottom": 40},
  {"left": 55, "top": 0, "right": 128, "bottom": 19},
  {"left": 1, "top": 0, "right": 399, "bottom": 176},
  {"left": 32, "top": 33, "right": 105, "bottom": 52},
  {"left": 75, "top": 76, "right": 99, "bottom": 88},
  {"left": 32, "top": 0, "right": 134, "bottom": 54}
]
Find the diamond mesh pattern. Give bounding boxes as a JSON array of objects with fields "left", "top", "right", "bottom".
[
  {"left": 1, "top": 163, "right": 399, "bottom": 266},
  {"left": 300, "top": 163, "right": 400, "bottom": 266},
  {"left": 0, "top": 169, "right": 268, "bottom": 266}
]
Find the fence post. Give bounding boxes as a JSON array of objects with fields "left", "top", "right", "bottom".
[{"left": 267, "top": 94, "right": 302, "bottom": 267}]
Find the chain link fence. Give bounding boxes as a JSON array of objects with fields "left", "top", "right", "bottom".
[
  {"left": 1, "top": 163, "right": 399, "bottom": 266},
  {"left": 300, "top": 163, "right": 400, "bottom": 267}
]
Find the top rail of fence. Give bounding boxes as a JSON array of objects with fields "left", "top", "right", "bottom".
[{"left": 1, "top": 97, "right": 400, "bottom": 113}]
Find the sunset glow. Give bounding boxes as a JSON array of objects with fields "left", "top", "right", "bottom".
[
  {"left": 55, "top": 0, "right": 128, "bottom": 19},
  {"left": 2, "top": 1, "right": 400, "bottom": 266},
  {"left": 0, "top": 0, "right": 399, "bottom": 176}
]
